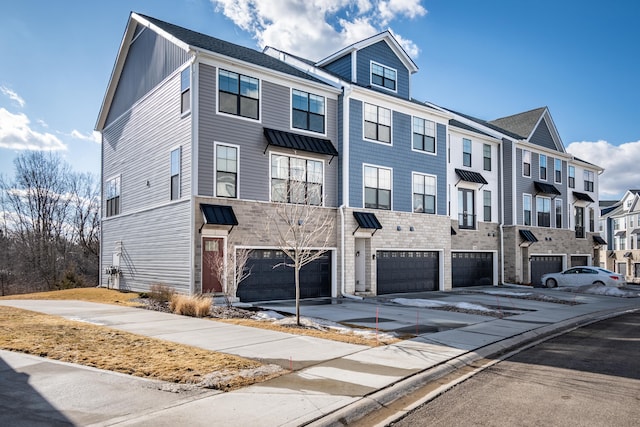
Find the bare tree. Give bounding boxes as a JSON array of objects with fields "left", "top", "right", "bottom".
[
  {"left": 268, "top": 180, "right": 334, "bottom": 325},
  {"left": 208, "top": 243, "right": 253, "bottom": 306}
]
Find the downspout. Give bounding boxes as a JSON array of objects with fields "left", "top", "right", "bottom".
[
  {"left": 499, "top": 138, "right": 505, "bottom": 285},
  {"left": 340, "top": 204, "right": 362, "bottom": 300}
]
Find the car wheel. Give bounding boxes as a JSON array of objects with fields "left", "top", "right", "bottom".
[
  {"left": 545, "top": 278, "right": 557, "bottom": 288},
  {"left": 593, "top": 281, "right": 605, "bottom": 286}
]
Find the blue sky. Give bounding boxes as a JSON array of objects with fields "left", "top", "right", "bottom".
[{"left": 1, "top": 0, "right": 638, "bottom": 199}]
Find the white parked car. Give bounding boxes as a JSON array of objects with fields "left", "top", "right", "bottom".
[{"left": 541, "top": 267, "right": 626, "bottom": 288}]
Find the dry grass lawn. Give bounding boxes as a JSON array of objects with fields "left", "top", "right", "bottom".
[
  {"left": 0, "top": 305, "right": 281, "bottom": 390},
  {"left": 0, "top": 287, "right": 399, "bottom": 390}
]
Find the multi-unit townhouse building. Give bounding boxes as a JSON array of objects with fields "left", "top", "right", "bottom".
[
  {"left": 96, "top": 13, "right": 604, "bottom": 300},
  {"left": 599, "top": 190, "right": 640, "bottom": 282}
]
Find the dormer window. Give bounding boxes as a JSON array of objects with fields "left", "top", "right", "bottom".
[{"left": 371, "top": 62, "right": 396, "bottom": 91}]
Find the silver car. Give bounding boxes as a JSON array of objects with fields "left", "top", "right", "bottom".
[{"left": 541, "top": 266, "right": 626, "bottom": 288}]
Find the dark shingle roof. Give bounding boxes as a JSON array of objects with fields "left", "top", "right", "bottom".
[
  {"left": 449, "top": 119, "right": 495, "bottom": 138},
  {"left": 437, "top": 106, "right": 525, "bottom": 140},
  {"left": 137, "top": 14, "right": 326, "bottom": 85},
  {"left": 488, "top": 107, "right": 546, "bottom": 139}
]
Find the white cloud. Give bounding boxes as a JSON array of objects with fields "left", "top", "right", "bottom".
[
  {"left": 0, "top": 86, "right": 26, "bottom": 108},
  {"left": 70, "top": 129, "right": 101, "bottom": 144},
  {"left": 0, "top": 108, "right": 66, "bottom": 151},
  {"left": 210, "top": 0, "right": 426, "bottom": 61},
  {"left": 566, "top": 140, "right": 640, "bottom": 200}
]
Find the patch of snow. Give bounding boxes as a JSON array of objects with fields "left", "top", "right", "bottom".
[
  {"left": 391, "top": 298, "right": 500, "bottom": 314},
  {"left": 578, "top": 285, "right": 639, "bottom": 298},
  {"left": 252, "top": 310, "right": 286, "bottom": 321},
  {"left": 483, "top": 290, "right": 533, "bottom": 297}
]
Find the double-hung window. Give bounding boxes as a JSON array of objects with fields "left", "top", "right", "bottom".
[
  {"left": 483, "top": 190, "right": 492, "bottom": 222},
  {"left": 554, "top": 159, "right": 562, "bottom": 183},
  {"left": 364, "top": 103, "right": 391, "bottom": 143},
  {"left": 180, "top": 68, "right": 190, "bottom": 114},
  {"left": 584, "top": 170, "right": 594, "bottom": 192},
  {"left": 523, "top": 150, "right": 531, "bottom": 177},
  {"left": 555, "top": 199, "right": 563, "bottom": 228},
  {"left": 216, "top": 144, "right": 238, "bottom": 198},
  {"left": 523, "top": 194, "right": 532, "bottom": 226},
  {"left": 413, "top": 173, "right": 436, "bottom": 214},
  {"left": 371, "top": 62, "right": 396, "bottom": 91},
  {"left": 271, "top": 154, "right": 323, "bottom": 205},
  {"left": 568, "top": 166, "right": 575, "bottom": 188},
  {"left": 589, "top": 208, "right": 595, "bottom": 232},
  {"left": 463, "top": 138, "right": 472, "bottom": 167},
  {"left": 539, "top": 154, "right": 547, "bottom": 180},
  {"left": 483, "top": 144, "right": 491, "bottom": 171},
  {"left": 412, "top": 117, "right": 435, "bottom": 153},
  {"left": 364, "top": 165, "right": 391, "bottom": 210},
  {"left": 170, "top": 148, "right": 181, "bottom": 200},
  {"left": 292, "top": 89, "right": 325, "bottom": 133},
  {"left": 106, "top": 176, "right": 121, "bottom": 217},
  {"left": 218, "top": 69, "right": 259, "bottom": 120},
  {"left": 537, "top": 197, "right": 551, "bottom": 227}
]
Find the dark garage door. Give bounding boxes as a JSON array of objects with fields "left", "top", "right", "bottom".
[
  {"left": 237, "top": 249, "right": 331, "bottom": 302},
  {"left": 571, "top": 256, "right": 589, "bottom": 267},
  {"left": 531, "top": 255, "right": 563, "bottom": 287},
  {"left": 452, "top": 252, "right": 493, "bottom": 287},
  {"left": 377, "top": 251, "right": 439, "bottom": 294}
]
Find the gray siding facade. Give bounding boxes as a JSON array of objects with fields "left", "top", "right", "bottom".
[
  {"left": 529, "top": 118, "right": 558, "bottom": 151},
  {"left": 106, "top": 25, "right": 190, "bottom": 126},
  {"left": 356, "top": 41, "right": 410, "bottom": 99}
]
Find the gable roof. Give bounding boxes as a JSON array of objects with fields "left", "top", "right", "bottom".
[
  {"left": 96, "top": 13, "right": 330, "bottom": 131},
  {"left": 490, "top": 107, "right": 565, "bottom": 153},
  {"left": 316, "top": 30, "right": 418, "bottom": 74}
]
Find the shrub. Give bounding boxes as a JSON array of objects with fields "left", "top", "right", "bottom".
[
  {"left": 149, "top": 284, "right": 175, "bottom": 304},
  {"left": 169, "top": 294, "right": 211, "bottom": 317}
]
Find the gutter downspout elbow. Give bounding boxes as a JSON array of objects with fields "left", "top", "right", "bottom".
[{"left": 339, "top": 204, "right": 362, "bottom": 300}]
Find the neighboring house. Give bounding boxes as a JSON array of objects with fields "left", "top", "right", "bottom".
[
  {"left": 599, "top": 190, "right": 640, "bottom": 282},
  {"left": 431, "top": 106, "right": 604, "bottom": 286},
  {"left": 97, "top": 13, "right": 604, "bottom": 298}
]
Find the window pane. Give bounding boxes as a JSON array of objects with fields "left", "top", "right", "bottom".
[
  {"left": 219, "top": 92, "right": 238, "bottom": 115},
  {"left": 413, "top": 133, "right": 424, "bottom": 151},
  {"left": 292, "top": 109, "right": 307, "bottom": 130},
  {"left": 272, "top": 155, "right": 288, "bottom": 179},
  {"left": 364, "top": 121, "right": 377, "bottom": 140},
  {"left": 308, "top": 94, "right": 324, "bottom": 114},
  {"left": 290, "top": 157, "right": 306, "bottom": 181},
  {"left": 378, "top": 189, "right": 391, "bottom": 210},
  {"left": 413, "top": 174, "right": 424, "bottom": 194},
  {"left": 425, "top": 136, "right": 435, "bottom": 153},
  {"left": 413, "top": 117, "right": 424, "bottom": 134},
  {"left": 364, "top": 166, "right": 377, "bottom": 187},
  {"left": 364, "top": 187, "right": 377, "bottom": 208},
  {"left": 413, "top": 194, "right": 424, "bottom": 213},
  {"left": 216, "top": 172, "right": 236, "bottom": 198},
  {"left": 378, "top": 124, "right": 391, "bottom": 143},
  {"left": 308, "top": 183, "right": 322, "bottom": 206},
  {"left": 219, "top": 70, "right": 238, "bottom": 93},
  {"left": 378, "top": 168, "right": 391, "bottom": 189},
  {"left": 240, "top": 75, "right": 259, "bottom": 98},
  {"left": 378, "top": 107, "right": 391, "bottom": 126},
  {"left": 171, "top": 149, "right": 180, "bottom": 175},
  {"left": 181, "top": 68, "right": 190, "bottom": 91},
  {"left": 309, "top": 113, "right": 324, "bottom": 133},
  {"left": 271, "top": 179, "right": 287, "bottom": 202},
  {"left": 292, "top": 90, "right": 307, "bottom": 110},
  {"left": 425, "top": 195, "right": 435, "bottom": 214},
  {"left": 425, "top": 175, "right": 436, "bottom": 194},
  {"left": 364, "top": 104, "right": 378, "bottom": 122},
  {"left": 307, "top": 160, "right": 323, "bottom": 183},
  {"left": 240, "top": 97, "right": 258, "bottom": 119}
]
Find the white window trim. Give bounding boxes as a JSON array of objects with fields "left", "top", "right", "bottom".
[
  {"left": 215, "top": 68, "right": 262, "bottom": 123},
  {"left": 362, "top": 102, "right": 393, "bottom": 146},
  {"left": 410, "top": 116, "right": 437, "bottom": 156},
  {"left": 214, "top": 142, "right": 240, "bottom": 199},
  {"left": 536, "top": 195, "right": 552, "bottom": 227},
  {"left": 170, "top": 145, "right": 182, "bottom": 201},
  {"left": 105, "top": 174, "right": 122, "bottom": 218},
  {"left": 554, "top": 159, "right": 562, "bottom": 184},
  {"left": 567, "top": 164, "right": 576, "bottom": 188},
  {"left": 522, "top": 149, "right": 531, "bottom": 178},
  {"left": 539, "top": 154, "right": 547, "bottom": 182},
  {"left": 523, "top": 193, "right": 532, "bottom": 226},
  {"left": 555, "top": 198, "right": 563, "bottom": 229},
  {"left": 412, "top": 172, "right": 437, "bottom": 214},
  {"left": 268, "top": 150, "right": 326, "bottom": 206},
  {"left": 289, "top": 88, "right": 327, "bottom": 137},
  {"left": 462, "top": 138, "right": 472, "bottom": 167},
  {"left": 370, "top": 60, "right": 398, "bottom": 93},
  {"left": 362, "top": 163, "right": 393, "bottom": 210}
]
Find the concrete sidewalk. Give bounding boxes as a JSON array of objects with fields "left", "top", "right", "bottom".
[{"left": 1, "top": 286, "right": 639, "bottom": 426}]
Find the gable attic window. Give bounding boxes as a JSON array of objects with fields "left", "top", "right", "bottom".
[
  {"left": 106, "top": 176, "right": 121, "bottom": 217},
  {"left": 371, "top": 62, "right": 397, "bottom": 91},
  {"left": 219, "top": 69, "right": 259, "bottom": 120},
  {"left": 180, "top": 68, "right": 190, "bottom": 114},
  {"left": 292, "top": 89, "right": 325, "bottom": 133}
]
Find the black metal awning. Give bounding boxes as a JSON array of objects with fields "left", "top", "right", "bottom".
[
  {"left": 534, "top": 181, "right": 561, "bottom": 196},
  {"left": 615, "top": 230, "right": 626, "bottom": 237},
  {"left": 630, "top": 228, "right": 640, "bottom": 235},
  {"left": 455, "top": 168, "right": 488, "bottom": 185},
  {"left": 573, "top": 191, "right": 594, "bottom": 202},
  {"left": 451, "top": 227, "right": 457, "bottom": 235},
  {"left": 593, "top": 235, "right": 607, "bottom": 245},
  {"left": 263, "top": 128, "right": 338, "bottom": 160},
  {"left": 519, "top": 229, "right": 538, "bottom": 243},
  {"left": 353, "top": 212, "right": 382, "bottom": 235},
  {"left": 623, "top": 252, "right": 633, "bottom": 259},
  {"left": 200, "top": 204, "right": 238, "bottom": 233}
]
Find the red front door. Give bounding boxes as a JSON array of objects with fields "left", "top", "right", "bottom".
[{"left": 202, "top": 237, "right": 223, "bottom": 293}]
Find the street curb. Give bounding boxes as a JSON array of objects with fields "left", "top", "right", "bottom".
[{"left": 304, "top": 305, "right": 640, "bottom": 427}]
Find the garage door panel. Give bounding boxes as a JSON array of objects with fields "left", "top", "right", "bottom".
[
  {"left": 377, "top": 251, "right": 438, "bottom": 294},
  {"left": 531, "top": 255, "right": 563, "bottom": 287},
  {"left": 452, "top": 252, "right": 493, "bottom": 287},
  {"left": 238, "top": 250, "right": 331, "bottom": 302}
]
